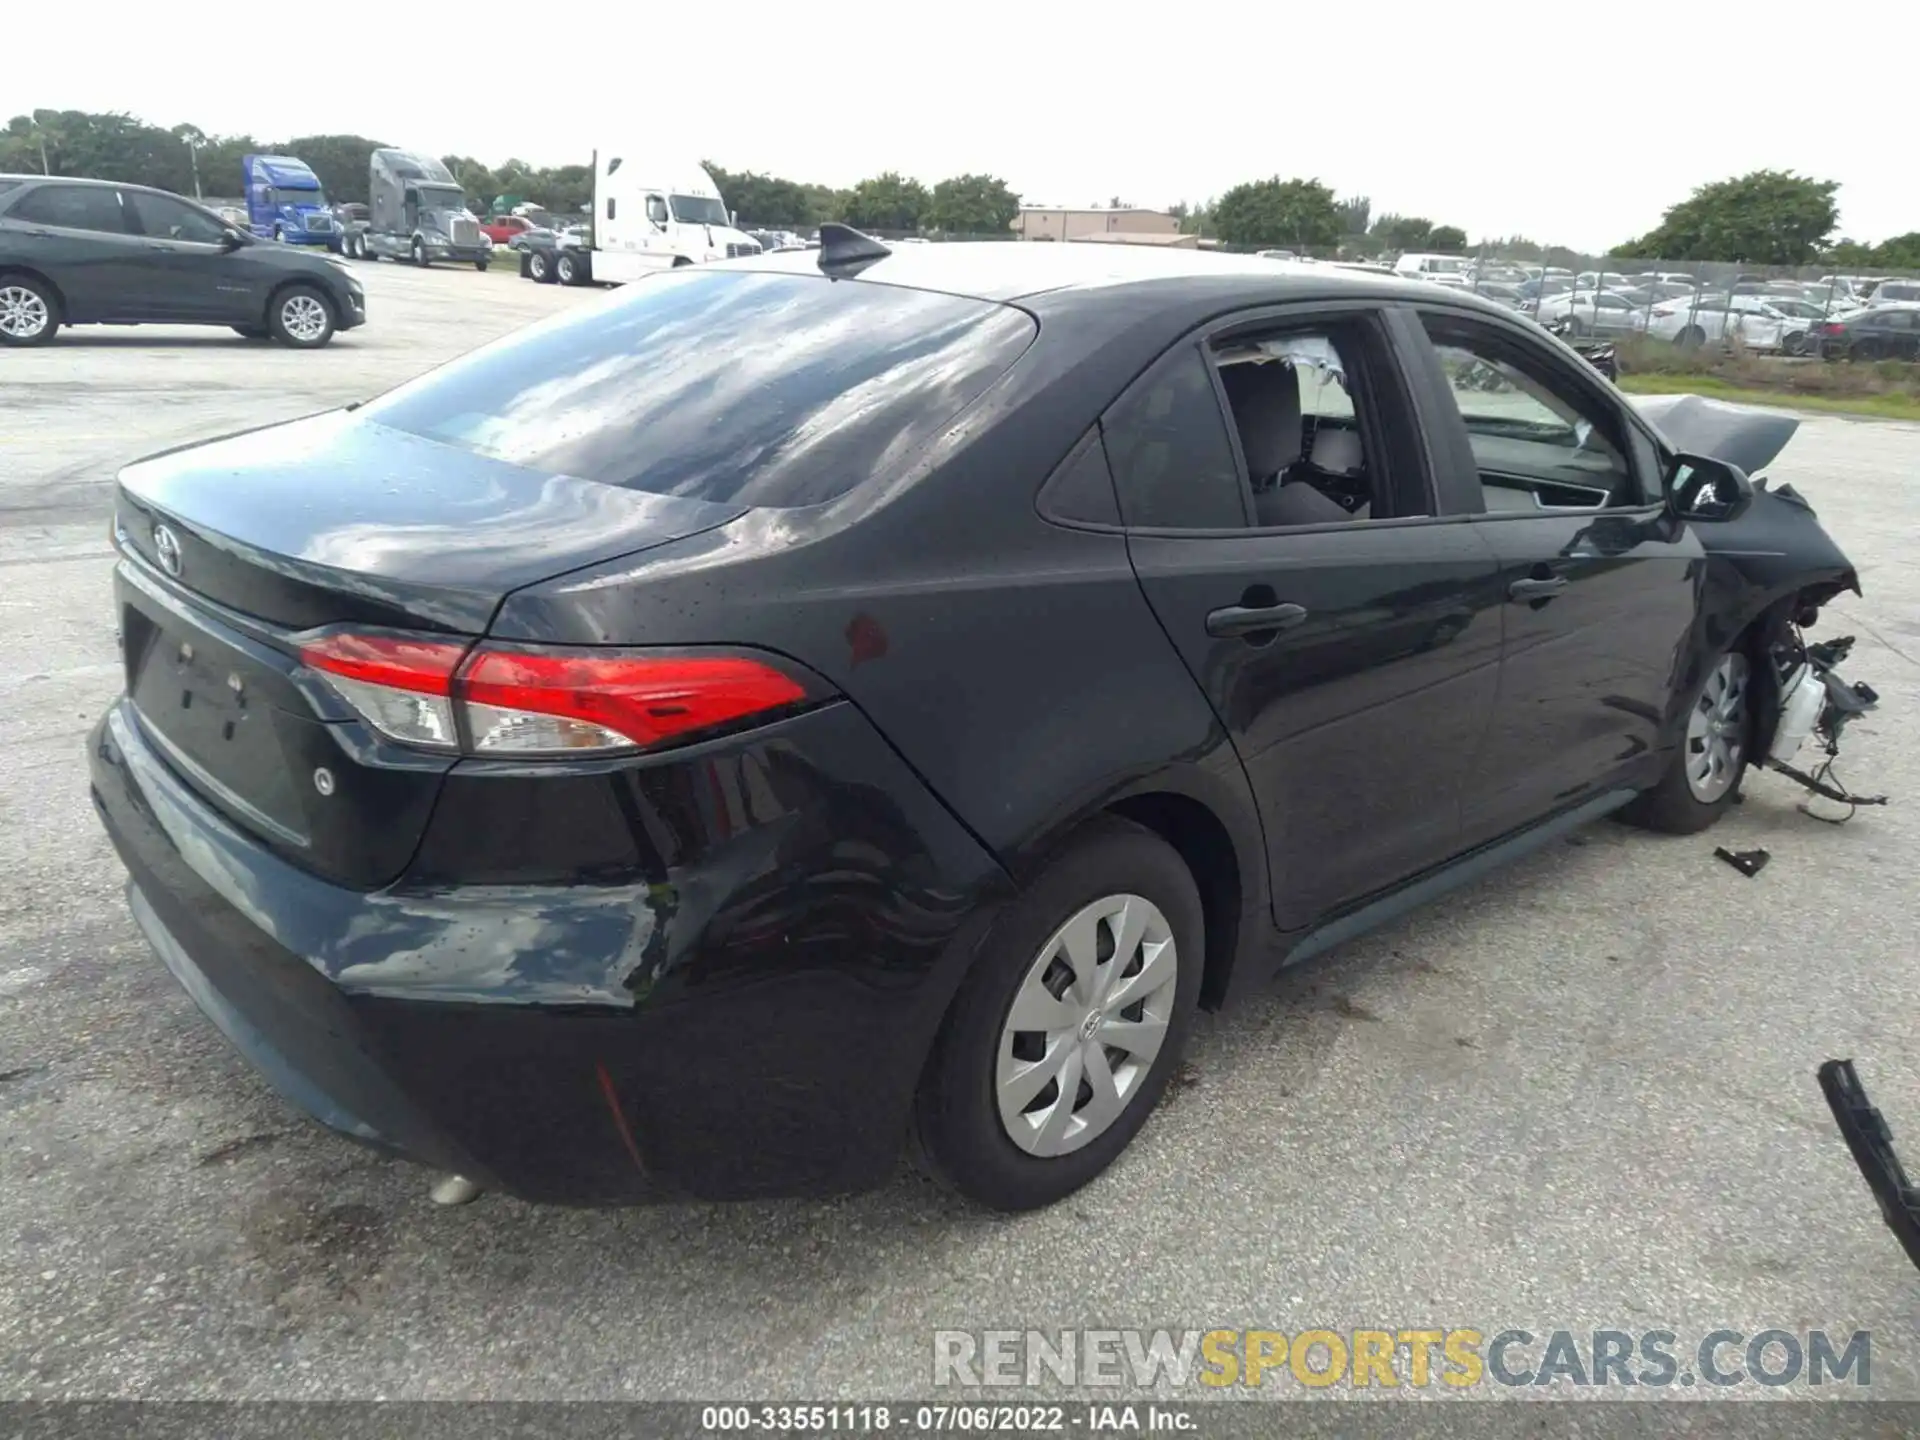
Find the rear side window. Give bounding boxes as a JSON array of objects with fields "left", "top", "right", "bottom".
[
  {"left": 10, "top": 184, "right": 127, "bottom": 234},
  {"left": 1100, "top": 344, "right": 1247, "bottom": 529},
  {"left": 361, "top": 269, "right": 1035, "bottom": 507}
]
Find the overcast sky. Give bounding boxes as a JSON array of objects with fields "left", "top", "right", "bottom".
[{"left": 16, "top": 0, "right": 1913, "bottom": 250}]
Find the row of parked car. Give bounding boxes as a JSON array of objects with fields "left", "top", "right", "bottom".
[{"left": 1395, "top": 261, "right": 1920, "bottom": 362}]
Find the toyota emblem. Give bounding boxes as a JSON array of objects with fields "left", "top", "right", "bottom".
[{"left": 152, "top": 524, "right": 183, "bottom": 578}]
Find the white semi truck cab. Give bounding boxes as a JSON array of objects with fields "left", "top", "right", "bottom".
[{"left": 521, "top": 152, "right": 761, "bottom": 287}]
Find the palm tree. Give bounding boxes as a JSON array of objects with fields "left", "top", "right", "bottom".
[
  {"left": 171, "top": 124, "right": 207, "bottom": 198},
  {"left": 26, "top": 111, "right": 64, "bottom": 175}
]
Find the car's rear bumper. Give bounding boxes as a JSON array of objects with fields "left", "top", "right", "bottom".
[{"left": 89, "top": 698, "right": 1010, "bottom": 1203}]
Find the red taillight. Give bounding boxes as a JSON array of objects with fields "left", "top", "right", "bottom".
[
  {"left": 299, "top": 632, "right": 813, "bottom": 757},
  {"left": 1820, "top": 322, "right": 1846, "bottom": 336},
  {"left": 301, "top": 633, "right": 470, "bottom": 750},
  {"left": 301, "top": 632, "right": 467, "bottom": 694},
  {"left": 461, "top": 651, "right": 809, "bottom": 755}
]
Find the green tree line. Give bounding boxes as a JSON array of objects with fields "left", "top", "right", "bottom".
[
  {"left": 0, "top": 109, "right": 1022, "bottom": 235},
  {"left": 9, "top": 110, "right": 1917, "bottom": 267}
]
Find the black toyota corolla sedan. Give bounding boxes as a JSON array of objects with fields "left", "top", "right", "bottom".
[{"left": 89, "top": 232, "right": 1867, "bottom": 1211}]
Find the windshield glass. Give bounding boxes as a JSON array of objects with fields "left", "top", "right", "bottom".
[
  {"left": 670, "top": 193, "right": 729, "bottom": 226},
  {"left": 415, "top": 187, "right": 467, "bottom": 212},
  {"left": 360, "top": 269, "right": 1037, "bottom": 508},
  {"left": 270, "top": 186, "right": 326, "bottom": 207}
]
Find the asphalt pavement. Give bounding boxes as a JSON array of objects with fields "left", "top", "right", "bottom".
[{"left": 2, "top": 259, "right": 1917, "bottom": 1401}]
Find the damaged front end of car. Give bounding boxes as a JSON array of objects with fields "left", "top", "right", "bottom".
[{"left": 1634, "top": 393, "right": 1885, "bottom": 816}]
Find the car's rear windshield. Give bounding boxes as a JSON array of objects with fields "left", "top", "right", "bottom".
[{"left": 361, "top": 269, "right": 1037, "bottom": 507}]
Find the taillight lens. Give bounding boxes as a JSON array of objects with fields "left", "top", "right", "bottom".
[
  {"left": 462, "top": 651, "right": 809, "bottom": 754},
  {"left": 300, "top": 633, "right": 814, "bottom": 757},
  {"left": 1821, "top": 323, "right": 1845, "bottom": 335},
  {"left": 301, "top": 632, "right": 468, "bottom": 749}
]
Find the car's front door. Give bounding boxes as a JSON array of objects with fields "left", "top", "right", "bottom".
[
  {"left": 123, "top": 190, "right": 250, "bottom": 322},
  {"left": 1108, "top": 306, "right": 1506, "bottom": 934},
  {"left": 0, "top": 183, "right": 147, "bottom": 322},
  {"left": 1406, "top": 307, "right": 1704, "bottom": 849}
]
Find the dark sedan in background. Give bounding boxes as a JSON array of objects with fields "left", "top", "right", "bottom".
[
  {"left": 1812, "top": 303, "right": 1920, "bottom": 361},
  {"left": 90, "top": 233, "right": 1866, "bottom": 1213},
  {"left": 0, "top": 174, "right": 364, "bottom": 346}
]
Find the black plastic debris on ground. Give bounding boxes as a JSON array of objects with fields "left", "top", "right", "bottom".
[{"left": 1715, "top": 846, "right": 1770, "bottom": 878}]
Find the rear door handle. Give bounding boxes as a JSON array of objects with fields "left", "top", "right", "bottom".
[
  {"left": 1508, "top": 576, "right": 1569, "bottom": 602},
  {"left": 1206, "top": 602, "right": 1309, "bottom": 638}
]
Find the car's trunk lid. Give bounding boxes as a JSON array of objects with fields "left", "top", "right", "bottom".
[
  {"left": 115, "top": 410, "right": 747, "bottom": 634},
  {"left": 112, "top": 411, "right": 746, "bottom": 888}
]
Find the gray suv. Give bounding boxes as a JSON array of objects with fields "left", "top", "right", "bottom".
[{"left": 0, "top": 175, "right": 366, "bottom": 347}]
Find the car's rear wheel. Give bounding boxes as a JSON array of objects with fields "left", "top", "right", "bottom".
[
  {"left": 557, "top": 251, "right": 581, "bottom": 285},
  {"left": 1620, "top": 644, "right": 1753, "bottom": 834},
  {"left": 0, "top": 275, "right": 59, "bottom": 346},
  {"left": 528, "top": 250, "right": 554, "bottom": 284},
  {"left": 1782, "top": 329, "right": 1808, "bottom": 356},
  {"left": 1678, "top": 324, "right": 1707, "bottom": 349},
  {"left": 267, "top": 286, "right": 336, "bottom": 348},
  {"left": 913, "top": 817, "right": 1202, "bottom": 1211}
]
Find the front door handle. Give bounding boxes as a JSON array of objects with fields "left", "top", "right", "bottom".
[
  {"left": 1508, "top": 575, "right": 1568, "bottom": 602},
  {"left": 1206, "top": 602, "right": 1309, "bottom": 638}
]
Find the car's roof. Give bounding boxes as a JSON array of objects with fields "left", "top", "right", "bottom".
[
  {"left": 731, "top": 240, "right": 1457, "bottom": 307},
  {"left": 0, "top": 173, "right": 151, "bottom": 191}
]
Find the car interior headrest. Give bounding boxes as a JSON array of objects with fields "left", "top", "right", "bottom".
[{"left": 1218, "top": 361, "right": 1302, "bottom": 484}]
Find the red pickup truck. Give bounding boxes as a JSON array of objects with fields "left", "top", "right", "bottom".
[{"left": 478, "top": 214, "right": 539, "bottom": 245}]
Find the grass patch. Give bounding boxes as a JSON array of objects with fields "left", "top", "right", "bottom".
[
  {"left": 1614, "top": 335, "right": 1920, "bottom": 420},
  {"left": 1616, "top": 373, "right": 1920, "bottom": 422}
]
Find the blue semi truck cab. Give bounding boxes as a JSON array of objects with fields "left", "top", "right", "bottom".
[{"left": 242, "top": 155, "right": 335, "bottom": 246}]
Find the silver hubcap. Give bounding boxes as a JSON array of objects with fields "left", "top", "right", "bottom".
[
  {"left": 997, "top": 894, "right": 1177, "bottom": 1157},
  {"left": 1686, "top": 651, "right": 1750, "bottom": 802},
  {"left": 280, "top": 295, "right": 328, "bottom": 342},
  {"left": 0, "top": 285, "right": 49, "bottom": 338}
]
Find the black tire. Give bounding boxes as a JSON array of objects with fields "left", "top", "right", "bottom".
[
  {"left": 528, "top": 250, "right": 555, "bottom": 284},
  {"left": 231, "top": 324, "right": 270, "bottom": 340},
  {"left": 412, "top": 238, "right": 430, "bottom": 268},
  {"left": 0, "top": 273, "right": 61, "bottom": 346},
  {"left": 671, "top": 255, "right": 692, "bottom": 268},
  {"left": 1618, "top": 640, "right": 1753, "bottom": 835},
  {"left": 475, "top": 257, "right": 490, "bottom": 272},
  {"left": 556, "top": 251, "right": 581, "bottom": 286},
  {"left": 272, "top": 225, "right": 285, "bottom": 244},
  {"left": 265, "top": 284, "right": 336, "bottom": 349},
  {"left": 1565, "top": 314, "right": 1588, "bottom": 337},
  {"left": 1782, "top": 330, "right": 1807, "bottom": 357},
  {"left": 1678, "top": 324, "right": 1706, "bottom": 349},
  {"left": 913, "top": 816, "right": 1203, "bottom": 1212}
]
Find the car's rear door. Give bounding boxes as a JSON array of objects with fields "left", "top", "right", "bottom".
[
  {"left": 1403, "top": 305, "right": 1702, "bottom": 849},
  {"left": 1111, "top": 303, "right": 1506, "bottom": 934},
  {"left": 0, "top": 182, "right": 147, "bottom": 321}
]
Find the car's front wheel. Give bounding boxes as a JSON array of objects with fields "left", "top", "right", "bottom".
[
  {"left": 0, "top": 275, "right": 60, "bottom": 346},
  {"left": 267, "top": 286, "right": 336, "bottom": 348},
  {"left": 914, "top": 817, "right": 1202, "bottom": 1211},
  {"left": 1620, "top": 644, "right": 1753, "bottom": 834}
]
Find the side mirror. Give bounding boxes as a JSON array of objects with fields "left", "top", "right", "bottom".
[
  {"left": 220, "top": 227, "right": 247, "bottom": 250},
  {"left": 1666, "top": 452, "right": 1754, "bottom": 524}
]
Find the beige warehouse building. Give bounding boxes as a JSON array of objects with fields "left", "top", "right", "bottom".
[{"left": 1014, "top": 206, "right": 1183, "bottom": 243}]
